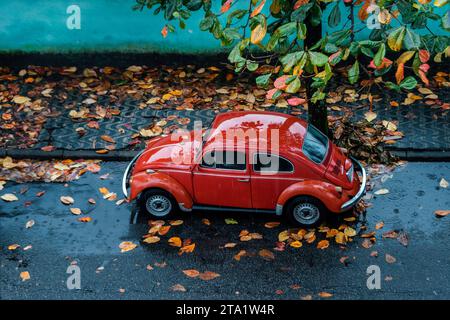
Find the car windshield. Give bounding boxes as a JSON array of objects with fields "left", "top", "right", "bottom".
[{"left": 302, "top": 125, "right": 329, "bottom": 164}]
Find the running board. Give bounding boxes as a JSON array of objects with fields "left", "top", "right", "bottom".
[{"left": 192, "top": 205, "right": 276, "bottom": 214}]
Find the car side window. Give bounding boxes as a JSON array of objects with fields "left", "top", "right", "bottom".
[
  {"left": 253, "top": 153, "right": 294, "bottom": 173},
  {"left": 201, "top": 151, "right": 246, "bottom": 171}
]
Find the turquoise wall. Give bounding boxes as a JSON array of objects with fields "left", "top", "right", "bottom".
[{"left": 0, "top": 0, "right": 447, "bottom": 54}]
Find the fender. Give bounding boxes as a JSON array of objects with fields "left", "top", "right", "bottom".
[
  {"left": 276, "top": 180, "right": 344, "bottom": 214},
  {"left": 129, "top": 171, "right": 193, "bottom": 211}
]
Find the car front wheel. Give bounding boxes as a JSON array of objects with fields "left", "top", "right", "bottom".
[
  {"left": 140, "top": 189, "right": 176, "bottom": 219},
  {"left": 285, "top": 196, "right": 325, "bottom": 228}
]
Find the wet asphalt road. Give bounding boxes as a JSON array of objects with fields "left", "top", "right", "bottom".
[{"left": 1, "top": 162, "right": 450, "bottom": 300}]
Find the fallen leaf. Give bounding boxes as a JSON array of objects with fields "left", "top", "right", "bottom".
[
  {"left": 60, "top": 196, "right": 74, "bottom": 205},
  {"left": 8, "top": 244, "right": 20, "bottom": 250},
  {"left": 158, "top": 226, "right": 171, "bottom": 236},
  {"left": 234, "top": 250, "right": 247, "bottom": 261},
  {"left": 364, "top": 111, "right": 377, "bottom": 122},
  {"left": 317, "top": 240, "right": 329, "bottom": 250},
  {"left": 1, "top": 193, "right": 18, "bottom": 202},
  {"left": 318, "top": 292, "right": 333, "bottom": 298},
  {"left": 397, "top": 231, "right": 408, "bottom": 247},
  {"left": 224, "top": 242, "right": 237, "bottom": 248},
  {"left": 169, "top": 220, "right": 183, "bottom": 226},
  {"left": 290, "top": 241, "right": 303, "bottom": 248},
  {"left": 344, "top": 227, "right": 356, "bottom": 237},
  {"left": 20, "top": 271, "right": 30, "bottom": 281},
  {"left": 259, "top": 249, "right": 275, "bottom": 261},
  {"left": 78, "top": 217, "right": 92, "bottom": 222},
  {"left": 168, "top": 237, "right": 182, "bottom": 247},
  {"left": 439, "top": 178, "right": 448, "bottom": 188},
  {"left": 202, "top": 218, "right": 211, "bottom": 225},
  {"left": 375, "top": 221, "right": 384, "bottom": 230},
  {"left": 385, "top": 253, "right": 396, "bottom": 264},
  {"left": 264, "top": 221, "right": 281, "bottom": 228},
  {"left": 70, "top": 208, "right": 82, "bottom": 215},
  {"left": 374, "top": 189, "right": 389, "bottom": 195},
  {"left": 143, "top": 236, "right": 161, "bottom": 244},
  {"left": 278, "top": 230, "right": 290, "bottom": 242},
  {"left": 25, "top": 220, "right": 35, "bottom": 229},
  {"left": 179, "top": 243, "right": 195, "bottom": 254},
  {"left": 101, "top": 135, "right": 115, "bottom": 143},
  {"left": 225, "top": 218, "right": 238, "bottom": 224},
  {"left": 199, "top": 271, "right": 220, "bottom": 281},
  {"left": 182, "top": 269, "right": 200, "bottom": 278},
  {"left": 170, "top": 284, "right": 186, "bottom": 292},
  {"left": 435, "top": 210, "right": 450, "bottom": 217},
  {"left": 119, "top": 241, "right": 137, "bottom": 253}
]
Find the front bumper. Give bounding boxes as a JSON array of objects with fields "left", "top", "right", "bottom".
[
  {"left": 340, "top": 157, "right": 367, "bottom": 211},
  {"left": 122, "top": 150, "right": 144, "bottom": 199}
]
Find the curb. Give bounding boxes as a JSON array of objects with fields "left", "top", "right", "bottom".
[
  {"left": 3, "top": 148, "right": 450, "bottom": 162},
  {"left": 4, "top": 149, "right": 139, "bottom": 161}
]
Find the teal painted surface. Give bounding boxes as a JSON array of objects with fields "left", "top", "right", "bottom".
[{"left": 0, "top": 0, "right": 448, "bottom": 53}]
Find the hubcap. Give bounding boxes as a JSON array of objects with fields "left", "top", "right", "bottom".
[
  {"left": 293, "top": 203, "right": 320, "bottom": 225},
  {"left": 146, "top": 195, "right": 172, "bottom": 217}
]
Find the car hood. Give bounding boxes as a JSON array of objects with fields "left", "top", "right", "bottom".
[{"left": 133, "top": 133, "right": 201, "bottom": 173}]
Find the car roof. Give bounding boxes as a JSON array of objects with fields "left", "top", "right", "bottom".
[{"left": 204, "top": 111, "right": 308, "bottom": 155}]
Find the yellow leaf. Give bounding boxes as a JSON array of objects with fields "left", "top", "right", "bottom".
[
  {"left": 119, "top": 241, "right": 137, "bottom": 252},
  {"left": 143, "top": 236, "right": 161, "bottom": 244},
  {"left": 396, "top": 51, "right": 415, "bottom": 64},
  {"left": 344, "top": 227, "right": 357, "bottom": 237},
  {"left": 290, "top": 240, "right": 303, "bottom": 248},
  {"left": 364, "top": 111, "right": 377, "bottom": 122},
  {"left": 8, "top": 244, "right": 20, "bottom": 250},
  {"left": 13, "top": 95, "right": 31, "bottom": 104},
  {"left": 335, "top": 232, "right": 347, "bottom": 244},
  {"left": 278, "top": 230, "right": 290, "bottom": 242},
  {"left": 250, "top": 23, "right": 266, "bottom": 44},
  {"left": 179, "top": 243, "right": 195, "bottom": 254}
]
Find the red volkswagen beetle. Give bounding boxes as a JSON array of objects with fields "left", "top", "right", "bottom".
[{"left": 122, "top": 111, "right": 366, "bottom": 227}]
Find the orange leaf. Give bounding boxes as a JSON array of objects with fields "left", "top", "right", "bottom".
[
  {"left": 199, "top": 271, "right": 220, "bottom": 281},
  {"left": 250, "top": 0, "right": 266, "bottom": 18},
  {"left": 161, "top": 25, "right": 168, "bottom": 38},
  {"left": 182, "top": 269, "right": 200, "bottom": 278},
  {"left": 258, "top": 249, "right": 275, "bottom": 260},
  {"left": 179, "top": 243, "right": 195, "bottom": 254},
  {"left": 395, "top": 63, "right": 404, "bottom": 84},
  {"left": 419, "top": 49, "right": 430, "bottom": 63},
  {"left": 318, "top": 292, "right": 333, "bottom": 298},
  {"left": 317, "top": 240, "right": 329, "bottom": 250},
  {"left": 158, "top": 225, "right": 171, "bottom": 236},
  {"left": 78, "top": 216, "right": 92, "bottom": 222},
  {"left": 294, "top": 0, "right": 310, "bottom": 10},
  {"left": 101, "top": 135, "right": 115, "bottom": 143},
  {"left": 264, "top": 221, "right": 281, "bottom": 228},
  {"left": 221, "top": 0, "right": 233, "bottom": 13},
  {"left": 435, "top": 210, "right": 450, "bottom": 217},
  {"left": 20, "top": 271, "right": 31, "bottom": 281},
  {"left": 168, "top": 237, "right": 182, "bottom": 247}
]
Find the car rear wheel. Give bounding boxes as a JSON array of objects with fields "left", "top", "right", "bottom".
[
  {"left": 140, "top": 189, "right": 177, "bottom": 219},
  {"left": 285, "top": 196, "right": 325, "bottom": 228}
]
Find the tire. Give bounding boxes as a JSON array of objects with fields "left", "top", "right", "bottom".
[
  {"left": 139, "top": 189, "right": 177, "bottom": 219},
  {"left": 285, "top": 196, "right": 326, "bottom": 228}
]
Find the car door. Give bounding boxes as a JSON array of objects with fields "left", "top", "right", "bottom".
[
  {"left": 193, "top": 150, "right": 252, "bottom": 208},
  {"left": 250, "top": 152, "right": 300, "bottom": 210}
]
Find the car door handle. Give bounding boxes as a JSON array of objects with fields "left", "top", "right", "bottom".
[{"left": 237, "top": 178, "right": 250, "bottom": 182}]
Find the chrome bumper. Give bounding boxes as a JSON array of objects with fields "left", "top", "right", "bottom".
[
  {"left": 340, "top": 157, "right": 367, "bottom": 211},
  {"left": 122, "top": 150, "right": 144, "bottom": 199}
]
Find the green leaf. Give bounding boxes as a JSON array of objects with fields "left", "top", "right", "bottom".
[
  {"left": 387, "top": 26, "right": 405, "bottom": 51},
  {"left": 256, "top": 74, "right": 271, "bottom": 88},
  {"left": 285, "top": 77, "right": 301, "bottom": 94},
  {"left": 280, "top": 51, "right": 305, "bottom": 72},
  {"left": 308, "top": 3, "right": 322, "bottom": 27},
  {"left": 311, "top": 90, "right": 326, "bottom": 103},
  {"left": 246, "top": 60, "right": 259, "bottom": 72},
  {"left": 374, "top": 43, "right": 386, "bottom": 67},
  {"left": 308, "top": 51, "right": 328, "bottom": 67},
  {"left": 385, "top": 81, "right": 401, "bottom": 92},
  {"left": 297, "top": 23, "right": 307, "bottom": 40},
  {"left": 185, "top": 0, "right": 203, "bottom": 11},
  {"left": 348, "top": 61, "right": 359, "bottom": 85},
  {"left": 328, "top": 2, "right": 341, "bottom": 28},
  {"left": 399, "top": 76, "right": 417, "bottom": 90},
  {"left": 290, "top": 2, "right": 314, "bottom": 22},
  {"left": 403, "top": 28, "right": 421, "bottom": 50}
]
